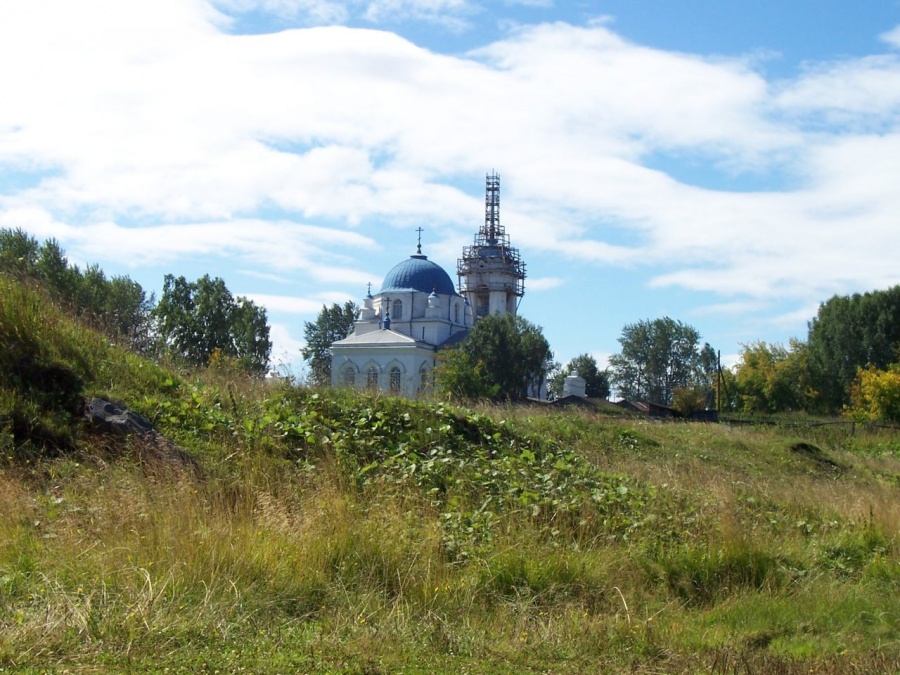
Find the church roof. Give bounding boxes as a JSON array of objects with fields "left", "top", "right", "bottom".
[
  {"left": 331, "top": 329, "right": 431, "bottom": 349},
  {"left": 380, "top": 254, "right": 458, "bottom": 296},
  {"left": 438, "top": 330, "right": 470, "bottom": 349}
]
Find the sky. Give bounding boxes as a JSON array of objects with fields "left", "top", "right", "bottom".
[{"left": 2, "top": 0, "right": 900, "bottom": 377}]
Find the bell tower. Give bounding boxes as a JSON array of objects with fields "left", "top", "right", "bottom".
[{"left": 457, "top": 171, "right": 526, "bottom": 319}]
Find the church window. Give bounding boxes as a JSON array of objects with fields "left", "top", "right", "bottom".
[
  {"left": 389, "top": 366, "right": 402, "bottom": 393},
  {"left": 419, "top": 366, "right": 429, "bottom": 392},
  {"left": 342, "top": 367, "right": 355, "bottom": 387},
  {"left": 392, "top": 299, "right": 403, "bottom": 320},
  {"left": 454, "top": 303, "right": 460, "bottom": 324},
  {"left": 366, "top": 366, "right": 379, "bottom": 389}
]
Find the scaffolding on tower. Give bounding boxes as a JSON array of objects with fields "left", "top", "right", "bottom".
[{"left": 457, "top": 172, "right": 526, "bottom": 316}]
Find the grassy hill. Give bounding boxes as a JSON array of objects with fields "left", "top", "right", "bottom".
[{"left": 1, "top": 273, "right": 899, "bottom": 674}]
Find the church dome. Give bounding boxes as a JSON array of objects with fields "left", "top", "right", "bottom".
[{"left": 380, "top": 254, "right": 458, "bottom": 295}]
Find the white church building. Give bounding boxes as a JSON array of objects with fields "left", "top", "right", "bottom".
[{"left": 330, "top": 172, "right": 526, "bottom": 396}]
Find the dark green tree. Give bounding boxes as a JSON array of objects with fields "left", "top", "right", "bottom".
[
  {"left": 1, "top": 229, "right": 153, "bottom": 350},
  {"left": 69, "top": 264, "right": 154, "bottom": 349},
  {"left": 435, "top": 313, "right": 553, "bottom": 401},
  {"left": 608, "top": 317, "right": 704, "bottom": 405},
  {"left": 104, "top": 275, "right": 155, "bottom": 351},
  {"left": 35, "top": 238, "right": 78, "bottom": 299},
  {"left": 434, "top": 346, "right": 499, "bottom": 400},
  {"left": 807, "top": 285, "right": 900, "bottom": 413},
  {"left": 74, "top": 264, "right": 110, "bottom": 323},
  {"left": 549, "top": 353, "right": 611, "bottom": 399},
  {"left": 154, "top": 274, "right": 271, "bottom": 373},
  {"left": 302, "top": 301, "right": 359, "bottom": 386},
  {"left": 0, "top": 228, "right": 39, "bottom": 277}
]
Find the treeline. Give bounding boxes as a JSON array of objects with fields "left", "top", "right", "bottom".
[
  {"left": 598, "top": 290, "right": 900, "bottom": 423},
  {"left": 555, "top": 294, "right": 899, "bottom": 424},
  {"left": 0, "top": 228, "right": 271, "bottom": 374},
  {"left": 732, "top": 286, "right": 900, "bottom": 421}
]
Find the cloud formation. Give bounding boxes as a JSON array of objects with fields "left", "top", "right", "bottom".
[{"left": 1, "top": 0, "right": 899, "bottom": 360}]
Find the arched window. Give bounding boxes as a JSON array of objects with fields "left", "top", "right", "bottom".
[
  {"left": 342, "top": 366, "right": 356, "bottom": 387},
  {"left": 389, "top": 366, "right": 402, "bottom": 393},
  {"left": 366, "top": 366, "right": 379, "bottom": 389},
  {"left": 392, "top": 299, "right": 403, "bottom": 320},
  {"left": 454, "top": 303, "right": 460, "bottom": 324},
  {"left": 419, "top": 366, "right": 429, "bottom": 392}
]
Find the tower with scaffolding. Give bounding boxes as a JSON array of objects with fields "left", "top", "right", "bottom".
[{"left": 457, "top": 172, "right": 526, "bottom": 319}]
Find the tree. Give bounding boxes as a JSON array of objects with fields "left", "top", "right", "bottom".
[
  {"left": 608, "top": 317, "right": 706, "bottom": 405},
  {"left": 846, "top": 364, "right": 900, "bottom": 424},
  {"left": 734, "top": 340, "right": 812, "bottom": 413},
  {"left": 35, "top": 238, "right": 78, "bottom": 298},
  {"left": 672, "top": 385, "right": 707, "bottom": 416},
  {"left": 435, "top": 314, "right": 553, "bottom": 401},
  {"left": 103, "top": 275, "right": 155, "bottom": 352},
  {"left": 549, "top": 353, "right": 611, "bottom": 399},
  {"left": 434, "top": 346, "right": 500, "bottom": 400},
  {"left": 1, "top": 229, "right": 154, "bottom": 349},
  {"left": 302, "top": 301, "right": 358, "bottom": 386},
  {"left": 0, "top": 228, "right": 39, "bottom": 277},
  {"left": 807, "top": 286, "right": 900, "bottom": 413},
  {"left": 154, "top": 274, "right": 271, "bottom": 373},
  {"left": 74, "top": 263, "right": 110, "bottom": 324}
]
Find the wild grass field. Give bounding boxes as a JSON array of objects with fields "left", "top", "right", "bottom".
[{"left": 2, "top": 274, "right": 899, "bottom": 673}]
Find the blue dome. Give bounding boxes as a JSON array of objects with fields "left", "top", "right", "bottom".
[{"left": 381, "top": 254, "right": 458, "bottom": 295}]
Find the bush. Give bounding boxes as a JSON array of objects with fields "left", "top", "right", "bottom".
[{"left": 846, "top": 364, "right": 900, "bottom": 423}]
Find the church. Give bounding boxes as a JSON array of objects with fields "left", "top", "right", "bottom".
[{"left": 330, "top": 172, "right": 526, "bottom": 396}]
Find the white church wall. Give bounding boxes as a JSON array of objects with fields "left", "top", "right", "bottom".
[{"left": 331, "top": 345, "right": 435, "bottom": 397}]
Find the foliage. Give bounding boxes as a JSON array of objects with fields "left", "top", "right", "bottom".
[
  {"left": 2, "top": 272, "right": 900, "bottom": 673},
  {"left": 846, "top": 364, "right": 900, "bottom": 424},
  {"left": 548, "top": 353, "right": 611, "bottom": 399},
  {"left": 734, "top": 339, "right": 813, "bottom": 413},
  {"left": 609, "top": 317, "right": 713, "bottom": 405},
  {"left": 434, "top": 346, "right": 500, "bottom": 400},
  {"left": 0, "top": 227, "right": 40, "bottom": 277},
  {"left": 154, "top": 273, "right": 271, "bottom": 374},
  {"left": 301, "top": 301, "right": 358, "bottom": 386},
  {"left": 0, "top": 228, "right": 153, "bottom": 349},
  {"left": 0, "top": 273, "right": 174, "bottom": 455},
  {"left": 0, "top": 276, "right": 83, "bottom": 453},
  {"left": 671, "top": 385, "right": 707, "bottom": 416},
  {"left": 435, "top": 314, "right": 553, "bottom": 401},
  {"left": 715, "top": 365, "right": 741, "bottom": 412},
  {"left": 807, "top": 285, "right": 900, "bottom": 413}
]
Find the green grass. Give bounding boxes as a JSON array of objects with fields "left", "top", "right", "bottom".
[{"left": 1, "top": 274, "right": 899, "bottom": 673}]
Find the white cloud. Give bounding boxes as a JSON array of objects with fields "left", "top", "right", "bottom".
[
  {"left": 215, "top": 0, "right": 348, "bottom": 23},
  {"left": 243, "top": 292, "right": 355, "bottom": 314},
  {"left": 505, "top": 0, "right": 553, "bottom": 7},
  {"left": 591, "top": 351, "right": 613, "bottom": 370},
  {"left": 1, "top": 1, "right": 899, "bottom": 328},
  {"left": 527, "top": 276, "right": 565, "bottom": 291},
  {"left": 239, "top": 269, "right": 291, "bottom": 283},
  {"left": 213, "top": 0, "right": 475, "bottom": 27},
  {"left": 0, "top": 205, "right": 380, "bottom": 285},
  {"left": 362, "top": 0, "right": 473, "bottom": 28},
  {"left": 689, "top": 300, "right": 771, "bottom": 317},
  {"left": 267, "top": 322, "right": 306, "bottom": 374},
  {"left": 881, "top": 25, "right": 900, "bottom": 49},
  {"left": 775, "top": 55, "right": 900, "bottom": 126},
  {"left": 719, "top": 352, "right": 741, "bottom": 370},
  {"left": 470, "top": 23, "right": 795, "bottom": 163}
]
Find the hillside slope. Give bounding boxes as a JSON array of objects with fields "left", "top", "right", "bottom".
[{"left": 1, "top": 275, "right": 899, "bottom": 674}]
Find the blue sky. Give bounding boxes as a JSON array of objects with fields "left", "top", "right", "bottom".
[{"left": 2, "top": 0, "right": 900, "bottom": 377}]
